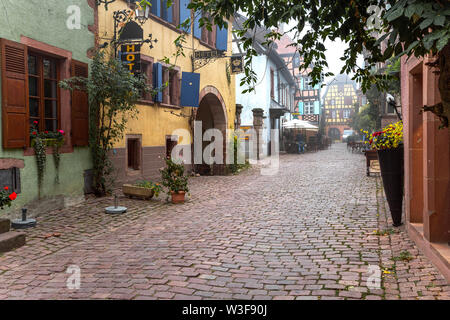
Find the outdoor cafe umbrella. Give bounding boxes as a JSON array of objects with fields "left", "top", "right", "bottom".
[{"left": 282, "top": 119, "right": 319, "bottom": 131}]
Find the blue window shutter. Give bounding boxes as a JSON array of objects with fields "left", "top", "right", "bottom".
[
  {"left": 180, "top": 72, "right": 200, "bottom": 107},
  {"left": 300, "top": 78, "right": 304, "bottom": 90},
  {"left": 153, "top": 63, "right": 163, "bottom": 102},
  {"left": 314, "top": 101, "right": 320, "bottom": 114},
  {"left": 179, "top": 0, "right": 191, "bottom": 32},
  {"left": 162, "top": 0, "right": 172, "bottom": 23},
  {"left": 193, "top": 11, "right": 202, "bottom": 38},
  {"left": 151, "top": 0, "right": 160, "bottom": 17},
  {"left": 298, "top": 102, "right": 304, "bottom": 115},
  {"left": 215, "top": 24, "right": 228, "bottom": 51}
]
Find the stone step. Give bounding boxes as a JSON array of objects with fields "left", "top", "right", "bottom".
[
  {"left": 0, "top": 231, "right": 26, "bottom": 253},
  {"left": 0, "top": 218, "right": 10, "bottom": 234}
]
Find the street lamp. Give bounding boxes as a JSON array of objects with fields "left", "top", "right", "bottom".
[{"left": 135, "top": 5, "right": 150, "bottom": 25}]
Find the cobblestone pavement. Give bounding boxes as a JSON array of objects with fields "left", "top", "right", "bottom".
[{"left": 0, "top": 143, "right": 448, "bottom": 300}]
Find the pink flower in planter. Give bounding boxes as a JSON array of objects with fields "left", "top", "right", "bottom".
[{"left": 59, "top": 130, "right": 65, "bottom": 135}]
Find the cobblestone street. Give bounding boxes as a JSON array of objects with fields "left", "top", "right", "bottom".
[{"left": 0, "top": 143, "right": 448, "bottom": 300}]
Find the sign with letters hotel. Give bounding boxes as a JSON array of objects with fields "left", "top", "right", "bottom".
[{"left": 121, "top": 44, "right": 141, "bottom": 75}]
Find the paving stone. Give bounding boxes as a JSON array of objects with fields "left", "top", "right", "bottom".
[{"left": 0, "top": 144, "right": 448, "bottom": 300}]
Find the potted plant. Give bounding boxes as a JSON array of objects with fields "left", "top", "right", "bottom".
[
  {"left": 160, "top": 158, "right": 189, "bottom": 204},
  {"left": 122, "top": 180, "right": 161, "bottom": 200},
  {"left": 362, "top": 121, "right": 404, "bottom": 227},
  {"left": 0, "top": 186, "right": 17, "bottom": 210}
]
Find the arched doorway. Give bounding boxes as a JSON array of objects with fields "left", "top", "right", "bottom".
[
  {"left": 195, "top": 86, "right": 228, "bottom": 175},
  {"left": 328, "top": 127, "right": 341, "bottom": 141}
]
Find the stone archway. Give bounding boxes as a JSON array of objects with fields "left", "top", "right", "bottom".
[
  {"left": 328, "top": 127, "right": 341, "bottom": 141},
  {"left": 194, "top": 86, "right": 228, "bottom": 175}
]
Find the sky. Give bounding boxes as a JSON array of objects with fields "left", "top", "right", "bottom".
[{"left": 286, "top": 22, "right": 365, "bottom": 97}]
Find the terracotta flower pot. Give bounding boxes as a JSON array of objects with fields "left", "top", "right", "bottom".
[
  {"left": 171, "top": 191, "right": 186, "bottom": 204},
  {"left": 377, "top": 146, "right": 404, "bottom": 227}
]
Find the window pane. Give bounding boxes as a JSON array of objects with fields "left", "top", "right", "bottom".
[
  {"left": 45, "top": 100, "right": 57, "bottom": 118},
  {"left": 44, "top": 80, "right": 57, "bottom": 98},
  {"left": 28, "top": 56, "right": 38, "bottom": 75},
  {"left": 45, "top": 119, "right": 57, "bottom": 132},
  {"left": 29, "top": 77, "right": 38, "bottom": 96},
  {"left": 43, "top": 59, "right": 56, "bottom": 79},
  {"left": 29, "top": 98, "right": 40, "bottom": 117}
]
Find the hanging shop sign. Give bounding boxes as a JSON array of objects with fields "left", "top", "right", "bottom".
[
  {"left": 121, "top": 44, "right": 141, "bottom": 75},
  {"left": 194, "top": 50, "right": 226, "bottom": 60},
  {"left": 230, "top": 55, "right": 243, "bottom": 74}
]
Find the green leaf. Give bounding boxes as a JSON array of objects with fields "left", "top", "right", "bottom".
[
  {"left": 404, "top": 5, "right": 416, "bottom": 19},
  {"left": 433, "top": 15, "right": 445, "bottom": 26},
  {"left": 419, "top": 18, "right": 434, "bottom": 30},
  {"left": 422, "top": 34, "right": 434, "bottom": 51},
  {"left": 405, "top": 40, "right": 419, "bottom": 54},
  {"left": 436, "top": 35, "right": 450, "bottom": 52},
  {"left": 386, "top": 8, "right": 404, "bottom": 22}
]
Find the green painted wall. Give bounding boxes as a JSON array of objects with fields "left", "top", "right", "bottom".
[{"left": 0, "top": 0, "right": 94, "bottom": 213}]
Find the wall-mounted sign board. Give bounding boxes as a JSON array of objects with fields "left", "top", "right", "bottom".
[
  {"left": 120, "top": 44, "right": 141, "bottom": 75},
  {"left": 230, "top": 55, "right": 243, "bottom": 74}
]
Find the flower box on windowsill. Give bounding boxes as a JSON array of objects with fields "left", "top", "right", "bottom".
[{"left": 31, "top": 138, "right": 64, "bottom": 148}]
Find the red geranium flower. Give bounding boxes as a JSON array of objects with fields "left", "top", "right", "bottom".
[
  {"left": 4, "top": 186, "right": 8, "bottom": 191},
  {"left": 8, "top": 192, "right": 17, "bottom": 201},
  {"left": 33, "top": 121, "right": 38, "bottom": 124},
  {"left": 45, "top": 131, "right": 48, "bottom": 134}
]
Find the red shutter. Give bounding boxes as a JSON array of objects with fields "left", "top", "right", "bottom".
[
  {"left": 71, "top": 60, "right": 89, "bottom": 146},
  {"left": 1, "top": 39, "right": 29, "bottom": 149}
]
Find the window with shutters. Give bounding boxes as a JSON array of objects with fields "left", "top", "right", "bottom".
[
  {"left": 160, "top": 64, "right": 181, "bottom": 107},
  {"left": 28, "top": 53, "right": 60, "bottom": 133},
  {"left": 139, "top": 56, "right": 154, "bottom": 103},
  {"left": 201, "top": 17, "right": 216, "bottom": 47},
  {"left": 304, "top": 101, "right": 315, "bottom": 115},
  {"left": 1, "top": 38, "right": 89, "bottom": 150},
  {"left": 343, "top": 109, "right": 351, "bottom": 119}
]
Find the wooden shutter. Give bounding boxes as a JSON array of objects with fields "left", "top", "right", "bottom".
[
  {"left": 162, "top": 0, "right": 173, "bottom": 23},
  {"left": 151, "top": 0, "right": 161, "bottom": 17},
  {"left": 180, "top": 72, "right": 200, "bottom": 107},
  {"left": 1, "top": 39, "right": 29, "bottom": 149},
  {"left": 71, "top": 60, "right": 89, "bottom": 146},
  {"left": 298, "top": 102, "right": 304, "bottom": 115},
  {"left": 216, "top": 24, "right": 228, "bottom": 51},
  {"left": 179, "top": 0, "right": 191, "bottom": 32},
  {"left": 193, "top": 11, "right": 202, "bottom": 38},
  {"left": 153, "top": 62, "right": 163, "bottom": 102}
]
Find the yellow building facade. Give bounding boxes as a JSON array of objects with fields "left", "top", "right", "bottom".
[
  {"left": 322, "top": 74, "right": 358, "bottom": 141},
  {"left": 97, "top": 1, "right": 236, "bottom": 180}
]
